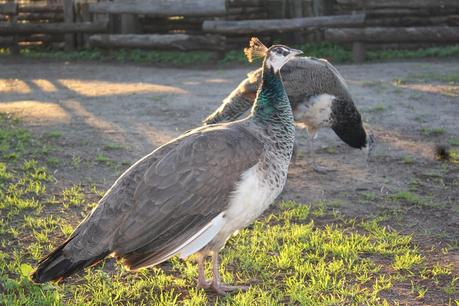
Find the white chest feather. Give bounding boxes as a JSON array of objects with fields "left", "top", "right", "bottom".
[
  {"left": 176, "top": 164, "right": 283, "bottom": 259},
  {"left": 294, "top": 94, "right": 335, "bottom": 129},
  {"left": 210, "top": 164, "right": 281, "bottom": 249},
  {"left": 226, "top": 165, "right": 278, "bottom": 227}
]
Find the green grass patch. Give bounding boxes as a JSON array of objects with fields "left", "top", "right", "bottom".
[
  {"left": 405, "top": 72, "right": 459, "bottom": 84},
  {"left": 367, "top": 45, "right": 459, "bottom": 61},
  {"left": 2, "top": 44, "right": 458, "bottom": 66},
  {"left": 44, "top": 130, "right": 63, "bottom": 139},
  {"left": 368, "top": 103, "right": 386, "bottom": 113},
  {"left": 95, "top": 153, "right": 111, "bottom": 164},
  {"left": 402, "top": 155, "right": 414, "bottom": 165},
  {"left": 421, "top": 127, "right": 446, "bottom": 136},
  {"left": 103, "top": 143, "right": 124, "bottom": 151}
]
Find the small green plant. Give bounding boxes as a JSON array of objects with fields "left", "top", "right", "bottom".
[
  {"left": 389, "top": 191, "right": 423, "bottom": 205},
  {"left": 325, "top": 146, "right": 337, "bottom": 154},
  {"left": 421, "top": 127, "right": 446, "bottom": 136},
  {"left": 402, "top": 155, "right": 414, "bottom": 164},
  {"left": 46, "top": 157, "right": 60, "bottom": 167},
  {"left": 72, "top": 155, "right": 81, "bottom": 167},
  {"left": 411, "top": 281, "right": 428, "bottom": 299},
  {"left": 103, "top": 143, "right": 124, "bottom": 151},
  {"left": 44, "top": 130, "right": 62, "bottom": 139},
  {"left": 449, "top": 138, "right": 459, "bottom": 146},
  {"left": 369, "top": 103, "right": 385, "bottom": 113},
  {"left": 393, "top": 250, "right": 423, "bottom": 271},
  {"left": 362, "top": 191, "right": 377, "bottom": 201},
  {"left": 96, "top": 154, "right": 111, "bottom": 164},
  {"left": 62, "top": 185, "right": 85, "bottom": 208}
]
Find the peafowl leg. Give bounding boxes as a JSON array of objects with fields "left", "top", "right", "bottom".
[
  {"left": 196, "top": 254, "right": 211, "bottom": 289},
  {"left": 307, "top": 131, "right": 336, "bottom": 174},
  {"left": 209, "top": 252, "right": 248, "bottom": 295}
]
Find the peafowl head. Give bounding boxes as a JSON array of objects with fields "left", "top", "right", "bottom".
[{"left": 244, "top": 37, "right": 303, "bottom": 74}]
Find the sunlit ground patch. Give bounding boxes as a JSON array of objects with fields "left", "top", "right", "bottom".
[
  {"left": 0, "top": 101, "right": 70, "bottom": 124},
  {"left": 57, "top": 79, "right": 188, "bottom": 97}
]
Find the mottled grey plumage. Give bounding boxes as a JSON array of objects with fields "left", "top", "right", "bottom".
[
  {"left": 204, "top": 57, "right": 351, "bottom": 124},
  {"left": 204, "top": 57, "right": 371, "bottom": 169},
  {"left": 31, "top": 39, "right": 301, "bottom": 294}
]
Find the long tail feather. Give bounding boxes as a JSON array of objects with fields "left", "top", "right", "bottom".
[{"left": 31, "top": 237, "right": 109, "bottom": 283}]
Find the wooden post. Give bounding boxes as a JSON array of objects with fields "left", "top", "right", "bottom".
[
  {"left": 289, "top": 0, "right": 304, "bottom": 44},
  {"left": 120, "top": 14, "right": 140, "bottom": 34},
  {"left": 64, "top": 0, "right": 75, "bottom": 51},
  {"left": 351, "top": 10, "right": 365, "bottom": 63},
  {"left": 7, "top": 0, "right": 19, "bottom": 55},
  {"left": 312, "top": 0, "right": 324, "bottom": 41},
  {"left": 352, "top": 42, "right": 365, "bottom": 63},
  {"left": 75, "top": 3, "right": 91, "bottom": 48}
]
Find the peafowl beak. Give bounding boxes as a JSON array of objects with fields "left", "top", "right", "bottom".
[{"left": 291, "top": 49, "right": 303, "bottom": 57}]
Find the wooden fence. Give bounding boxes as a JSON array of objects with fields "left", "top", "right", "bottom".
[{"left": 0, "top": 0, "right": 458, "bottom": 62}]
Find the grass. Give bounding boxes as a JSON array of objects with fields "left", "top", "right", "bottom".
[
  {"left": 103, "top": 143, "right": 124, "bottom": 151},
  {"left": 1, "top": 44, "right": 459, "bottom": 66},
  {"left": 95, "top": 153, "right": 111, "bottom": 164},
  {"left": 0, "top": 115, "right": 457, "bottom": 305},
  {"left": 44, "top": 130, "right": 63, "bottom": 139},
  {"left": 402, "top": 155, "right": 414, "bottom": 165},
  {"left": 405, "top": 72, "right": 459, "bottom": 84},
  {"left": 368, "top": 103, "right": 386, "bottom": 113},
  {"left": 449, "top": 137, "right": 459, "bottom": 146},
  {"left": 421, "top": 127, "right": 446, "bottom": 136}
]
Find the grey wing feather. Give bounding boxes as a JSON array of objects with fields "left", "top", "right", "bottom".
[
  {"left": 280, "top": 57, "right": 352, "bottom": 108},
  {"left": 203, "top": 69, "right": 262, "bottom": 124},
  {"left": 203, "top": 57, "right": 352, "bottom": 125},
  {"left": 64, "top": 123, "right": 263, "bottom": 268}
]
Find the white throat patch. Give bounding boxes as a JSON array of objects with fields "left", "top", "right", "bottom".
[
  {"left": 266, "top": 47, "right": 292, "bottom": 73},
  {"left": 266, "top": 55, "right": 286, "bottom": 73}
]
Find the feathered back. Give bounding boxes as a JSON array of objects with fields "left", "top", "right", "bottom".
[{"left": 244, "top": 37, "right": 268, "bottom": 63}]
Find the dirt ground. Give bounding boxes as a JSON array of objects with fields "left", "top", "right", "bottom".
[{"left": 1, "top": 57, "right": 458, "bottom": 301}]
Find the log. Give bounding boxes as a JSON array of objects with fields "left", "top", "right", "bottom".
[
  {"left": 0, "top": 21, "right": 108, "bottom": 34},
  {"left": 324, "top": 26, "right": 459, "bottom": 43},
  {"left": 365, "top": 15, "right": 459, "bottom": 27},
  {"left": 17, "top": 12, "right": 64, "bottom": 21},
  {"left": 0, "top": 34, "right": 62, "bottom": 46},
  {"left": 203, "top": 14, "right": 365, "bottom": 34},
  {"left": 227, "top": 0, "right": 264, "bottom": 7},
  {"left": 0, "top": 2, "right": 17, "bottom": 14},
  {"left": 19, "top": 5, "right": 63, "bottom": 13},
  {"left": 335, "top": 0, "right": 459, "bottom": 9},
  {"left": 89, "top": 0, "right": 226, "bottom": 17},
  {"left": 368, "top": 8, "right": 459, "bottom": 17},
  {"left": 89, "top": 34, "right": 226, "bottom": 50},
  {"left": 142, "top": 23, "right": 202, "bottom": 33}
]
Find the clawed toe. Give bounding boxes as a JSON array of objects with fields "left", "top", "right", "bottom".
[
  {"left": 197, "top": 279, "right": 211, "bottom": 289},
  {"left": 210, "top": 283, "right": 249, "bottom": 295}
]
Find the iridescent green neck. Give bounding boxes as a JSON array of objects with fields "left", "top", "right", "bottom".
[{"left": 252, "top": 64, "right": 292, "bottom": 123}]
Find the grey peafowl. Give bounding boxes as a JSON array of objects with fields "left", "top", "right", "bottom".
[
  {"left": 204, "top": 49, "right": 374, "bottom": 172},
  {"left": 31, "top": 38, "right": 302, "bottom": 295}
]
